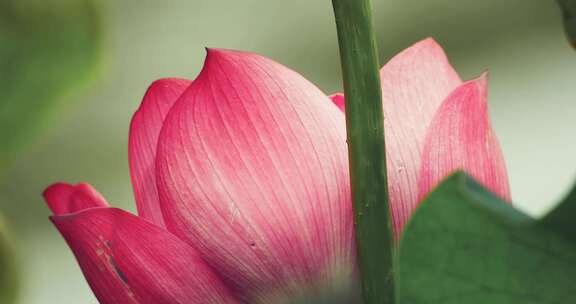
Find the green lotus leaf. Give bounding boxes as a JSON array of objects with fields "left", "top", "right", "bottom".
[{"left": 397, "top": 172, "right": 576, "bottom": 304}]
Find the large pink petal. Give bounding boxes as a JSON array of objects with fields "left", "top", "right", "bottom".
[
  {"left": 45, "top": 184, "right": 238, "bottom": 304},
  {"left": 418, "top": 74, "right": 511, "bottom": 202},
  {"left": 43, "top": 183, "right": 109, "bottom": 214},
  {"left": 380, "top": 38, "right": 462, "bottom": 237},
  {"left": 129, "top": 78, "right": 191, "bottom": 227},
  {"left": 156, "top": 49, "right": 357, "bottom": 302}
]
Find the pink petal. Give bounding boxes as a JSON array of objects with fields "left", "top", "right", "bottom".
[
  {"left": 129, "top": 78, "right": 191, "bottom": 227},
  {"left": 43, "top": 183, "right": 109, "bottom": 215},
  {"left": 156, "top": 49, "right": 356, "bottom": 301},
  {"left": 418, "top": 74, "right": 511, "bottom": 203},
  {"left": 329, "top": 93, "right": 345, "bottom": 112},
  {"left": 51, "top": 207, "right": 238, "bottom": 303},
  {"left": 380, "top": 38, "right": 462, "bottom": 237}
]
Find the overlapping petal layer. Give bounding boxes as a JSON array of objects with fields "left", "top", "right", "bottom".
[
  {"left": 44, "top": 38, "right": 512, "bottom": 304},
  {"left": 380, "top": 38, "right": 463, "bottom": 236},
  {"left": 418, "top": 75, "right": 511, "bottom": 201},
  {"left": 156, "top": 49, "right": 356, "bottom": 302},
  {"left": 129, "top": 78, "right": 192, "bottom": 227},
  {"left": 46, "top": 183, "right": 237, "bottom": 304},
  {"left": 329, "top": 38, "right": 464, "bottom": 236}
]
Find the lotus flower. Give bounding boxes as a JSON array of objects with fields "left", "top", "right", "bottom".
[{"left": 43, "top": 38, "right": 510, "bottom": 303}]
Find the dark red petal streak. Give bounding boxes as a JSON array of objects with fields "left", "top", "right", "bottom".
[
  {"left": 329, "top": 93, "right": 345, "bottom": 112},
  {"left": 51, "top": 208, "right": 238, "bottom": 304}
]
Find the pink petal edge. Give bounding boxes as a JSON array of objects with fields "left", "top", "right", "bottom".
[
  {"left": 329, "top": 93, "right": 345, "bottom": 112},
  {"left": 43, "top": 183, "right": 238, "bottom": 303},
  {"left": 129, "top": 78, "right": 192, "bottom": 227},
  {"left": 156, "top": 48, "right": 357, "bottom": 302},
  {"left": 43, "top": 183, "right": 109, "bottom": 215},
  {"left": 418, "top": 74, "right": 511, "bottom": 203},
  {"left": 51, "top": 208, "right": 239, "bottom": 304}
]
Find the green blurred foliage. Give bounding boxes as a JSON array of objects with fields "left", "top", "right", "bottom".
[
  {"left": 398, "top": 173, "right": 576, "bottom": 303},
  {"left": 0, "top": 215, "right": 17, "bottom": 304},
  {"left": 0, "top": 0, "right": 101, "bottom": 172},
  {"left": 558, "top": 0, "right": 576, "bottom": 47}
]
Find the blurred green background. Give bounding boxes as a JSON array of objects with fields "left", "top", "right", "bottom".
[{"left": 0, "top": 0, "right": 575, "bottom": 302}]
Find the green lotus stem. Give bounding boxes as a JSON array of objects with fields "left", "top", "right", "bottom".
[{"left": 331, "top": 0, "right": 395, "bottom": 303}]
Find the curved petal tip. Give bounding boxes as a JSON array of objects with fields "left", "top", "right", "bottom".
[
  {"left": 43, "top": 183, "right": 109, "bottom": 215},
  {"left": 418, "top": 75, "right": 511, "bottom": 204},
  {"left": 380, "top": 37, "right": 463, "bottom": 237},
  {"left": 156, "top": 47, "right": 354, "bottom": 301},
  {"left": 133, "top": 78, "right": 190, "bottom": 113}
]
